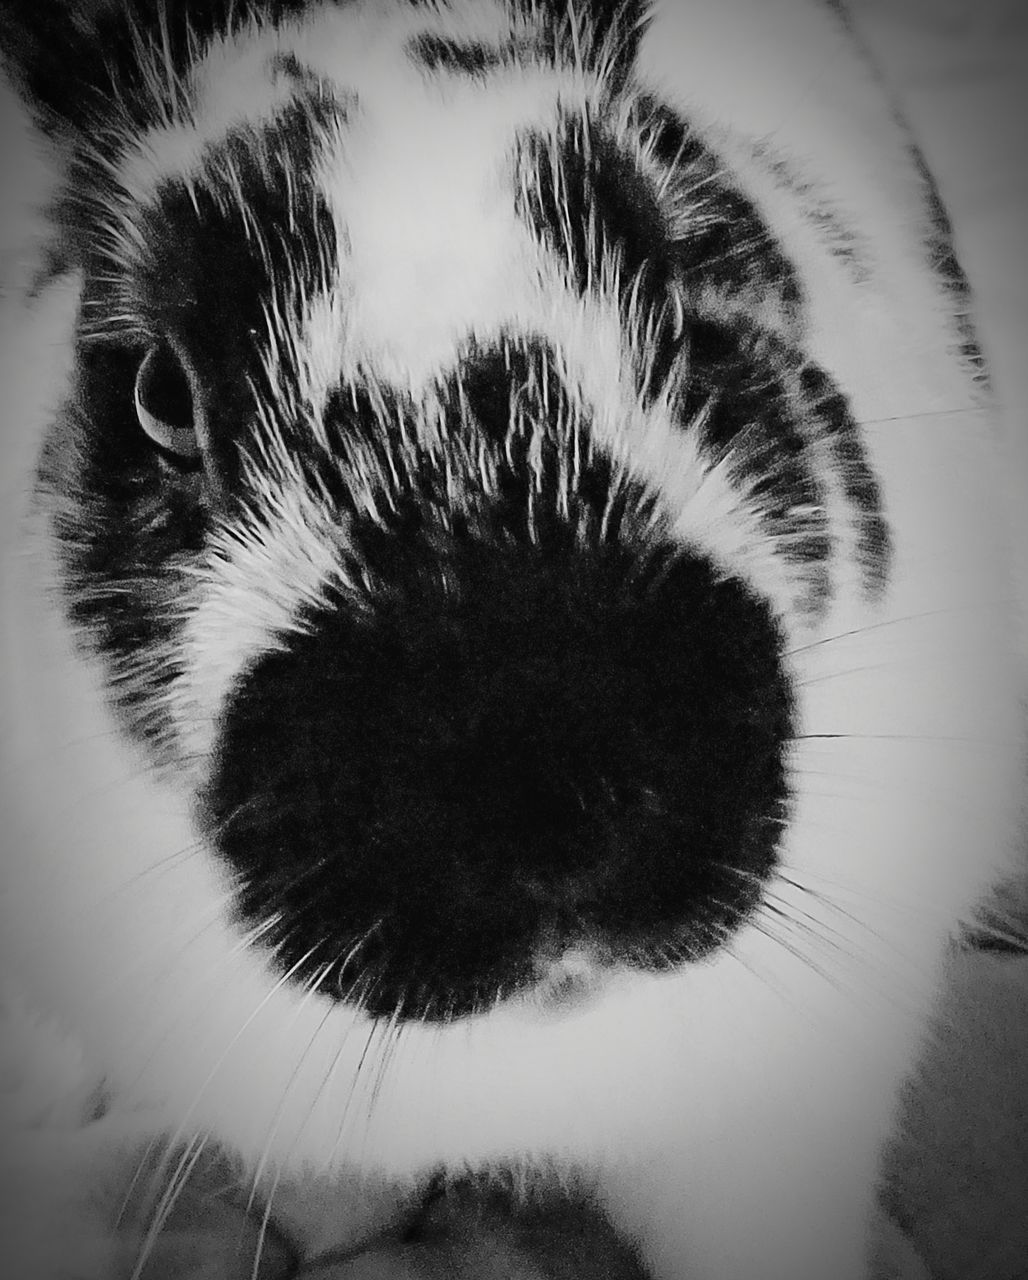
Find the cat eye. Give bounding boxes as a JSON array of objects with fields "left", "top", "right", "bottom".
[{"left": 134, "top": 344, "right": 202, "bottom": 466}]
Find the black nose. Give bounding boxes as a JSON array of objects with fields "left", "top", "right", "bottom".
[{"left": 205, "top": 528, "right": 793, "bottom": 1022}]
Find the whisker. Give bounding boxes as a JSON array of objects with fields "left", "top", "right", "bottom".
[
  {"left": 244, "top": 963, "right": 338, "bottom": 1217},
  {"left": 250, "top": 1161, "right": 284, "bottom": 1280},
  {"left": 791, "top": 731, "right": 1009, "bottom": 746},
  {"left": 784, "top": 600, "right": 1002, "bottom": 659},
  {"left": 115, "top": 1129, "right": 175, "bottom": 1234},
  {"left": 130, "top": 1131, "right": 209, "bottom": 1280},
  {"left": 139, "top": 940, "right": 324, "bottom": 1202},
  {"left": 855, "top": 404, "right": 986, "bottom": 428}
]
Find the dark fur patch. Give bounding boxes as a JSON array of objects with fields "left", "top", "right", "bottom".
[
  {"left": 676, "top": 321, "right": 836, "bottom": 611},
  {"left": 1, "top": 0, "right": 316, "bottom": 136},
  {"left": 516, "top": 93, "right": 888, "bottom": 609},
  {"left": 203, "top": 341, "right": 794, "bottom": 1022},
  {"left": 515, "top": 98, "right": 802, "bottom": 402},
  {"left": 407, "top": 33, "right": 512, "bottom": 76},
  {"left": 131, "top": 95, "right": 342, "bottom": 489},
  {"left": 208, "top": 545, "right": 793, "bottom": 1022},
  {"left": 406, "top": 0, "right": 651, "bottom": 84},
  {"left": 911, "top": 147, "right": 987, "bottom": 385},
  {"left": 519, "top": 0, "right": 653, "bottom": 84},
  {"left": 44, "top": 336, "right": 203, "bottom": 754},
  {"left": 755, "top": 144, "right": 870, "bottom": 283},
  {"left": 799, "top": 363, "right": 891, "bottom": 592},
  {"left": 517, "top": 113, "right": 675, "bottom": 318},
  {"left": 634, "top": 97, "right": 801, "bottom": 307},
  {"left": 50, "top": 92, "right": 342, "bottom": 742},
  {"left": 312, "top": 336, "right": 663, "bottom": 562}
]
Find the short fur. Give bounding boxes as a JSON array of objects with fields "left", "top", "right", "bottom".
[{"left": 0, "top": 1, "right": 1024, "bottom": 1277}]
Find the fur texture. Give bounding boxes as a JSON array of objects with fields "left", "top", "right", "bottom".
[{"left": 0, "top": 1, "right": 1024, "bottom": 1277}]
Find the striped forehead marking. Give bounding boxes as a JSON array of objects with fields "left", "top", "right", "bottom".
[
  {"left": 77, "top": 0, "right": 888, "bottom": 653},
  {"left": 114, "top": 1, "right": 523, "bottom": 202},
  {"left": 117, "top": 44, "right": 303, "bottom": 203}
]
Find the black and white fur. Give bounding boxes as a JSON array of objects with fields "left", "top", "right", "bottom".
[{"left": 0, "top": 1, "right": 1024, "bottom": 1277}]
